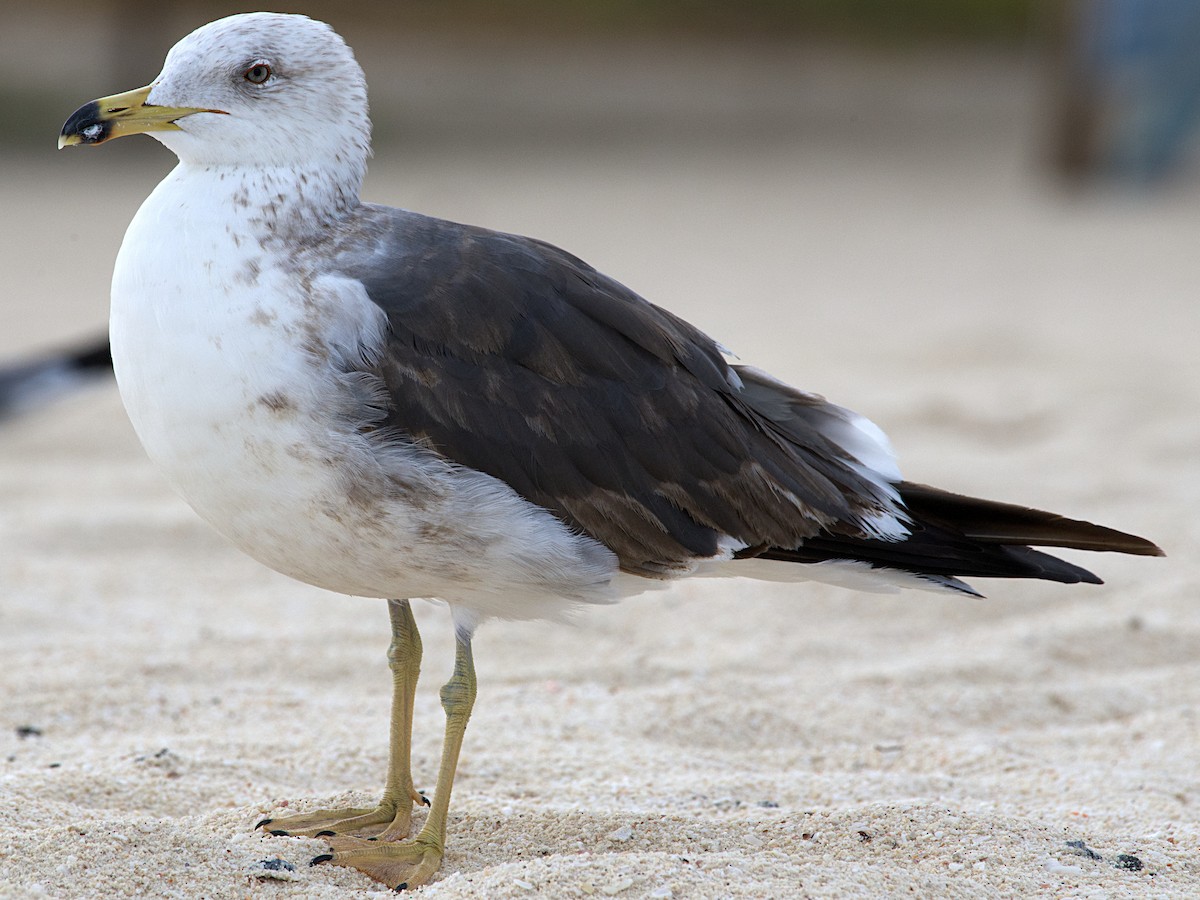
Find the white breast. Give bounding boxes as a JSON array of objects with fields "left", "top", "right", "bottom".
[{"left": 110, "top": 165, "right": 619, "bottom": 620}]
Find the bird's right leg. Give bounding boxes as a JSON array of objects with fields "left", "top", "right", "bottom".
[
  {"left": 257, "top": 598, "right": 428, "bottom": 840},
  {"left": 314, "top": 622, "right": 478, "bottom": 890}
]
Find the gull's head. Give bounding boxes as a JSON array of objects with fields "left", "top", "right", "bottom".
[{"left": 60, "top": 13, "right": 370, "bottom": 177}]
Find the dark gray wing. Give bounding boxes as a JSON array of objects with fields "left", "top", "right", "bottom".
[{"left": 334, "top": 206, "right": 896, "bottom": 576}]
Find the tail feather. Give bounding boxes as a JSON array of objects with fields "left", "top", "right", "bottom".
[
  {"left": 750, "top": 481, "right": 1161, "bottom": 589},
  {"left": 897, "top": 482, "right": 1164, "bottom": 556}
]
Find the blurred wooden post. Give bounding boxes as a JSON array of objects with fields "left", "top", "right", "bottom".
[{"left": 1044, "top": 0, "right": 1101, "bottom": 180}]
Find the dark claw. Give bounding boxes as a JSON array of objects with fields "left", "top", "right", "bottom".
[
  {"left": 254, "top": 817, "right": 273, "bottom": 829},
  {"left": 420, "top": 794, "right": 431, "bottom": 807},
  {"left": 367, "top": 837, "right": 378, "bottom": 842},
  {"left": 394, "top": 882, "right": 408, "bottom": 892},
  {"left": 310, "top": 854, "right": 334, "bottom": 866},
  {"left": 316, "top": 830, "right": 336, "bottom": 837},
  {"left": 269, "top": 829, "right": 290, "bottom": 837}
]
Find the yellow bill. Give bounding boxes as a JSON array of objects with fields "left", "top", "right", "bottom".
[{"left": 59, "top": 85, "right": 225, "bottom": 148}]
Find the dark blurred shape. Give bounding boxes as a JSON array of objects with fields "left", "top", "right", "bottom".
[
  {"left": 392, "top": 0, "right": 1036, "bottom": 40},
  {"left": 1048, "top": 0, "right": 1200, "bottom": 181},
  {"left": 67, "top": 0, "right": 1041, "bottom": 43},
  {"left": 0, "top": 337, "right": 112, "bottom": 421}
]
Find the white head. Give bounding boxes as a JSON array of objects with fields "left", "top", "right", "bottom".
[{"left": 62, "top": 13, "right": 371, "bottom": 200}]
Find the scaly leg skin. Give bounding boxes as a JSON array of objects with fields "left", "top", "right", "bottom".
[
  {"left": 257, "top": 599, "right": 428, "bottom": 840},
  {"left": 313, "top": 625, "right": 477, "bottom": 890}
]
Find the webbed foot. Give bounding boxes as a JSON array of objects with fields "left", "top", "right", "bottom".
[
  {"left": 312, "top": 833, "right": 442, "bottom": 890},
  {"left": 257, "top": 787, "right": 429, "bottom": 840}
]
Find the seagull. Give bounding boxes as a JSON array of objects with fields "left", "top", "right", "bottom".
[{"left": 59, "top": 12, "right": 1162, "bottom": 891}]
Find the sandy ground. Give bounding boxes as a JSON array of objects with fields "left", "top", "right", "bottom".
[{"left": 1, "top": 38, "right": 1198, "bottom": 899}]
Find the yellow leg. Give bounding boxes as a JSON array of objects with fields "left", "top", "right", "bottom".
[
  {"left": 258, "top": 599, "right": 428, "bottom": 839},
  {"left": 315, "top": 626, "right": 477, "bottom": 890}
]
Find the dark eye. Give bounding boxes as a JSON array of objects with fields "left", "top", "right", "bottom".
[{"left": 244, "top": 63, "right": 272, "bottom": 85}]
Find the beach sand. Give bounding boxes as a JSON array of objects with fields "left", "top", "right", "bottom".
[{"left": 1, "top": 40, "right": 1196, "bottom": 898}]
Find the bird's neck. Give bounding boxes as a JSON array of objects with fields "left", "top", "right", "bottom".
[{"left": 173, "top": 160, "right": 363, "bottom": 242}]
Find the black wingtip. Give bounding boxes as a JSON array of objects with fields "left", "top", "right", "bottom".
[{"left": 898, "top": 482, "right": 1164, "bottom": 558}]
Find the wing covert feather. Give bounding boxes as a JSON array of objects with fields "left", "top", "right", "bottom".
[{"left": 335, "top": 206, "right": 891, "bottom": 574}]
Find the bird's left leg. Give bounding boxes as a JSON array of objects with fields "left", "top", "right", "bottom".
[
  {"left": 314, "top": 623, "right": 477, "bottom": 890},
  {"left": 258, "top": 598, "right": 427, "bottom": 839}
]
